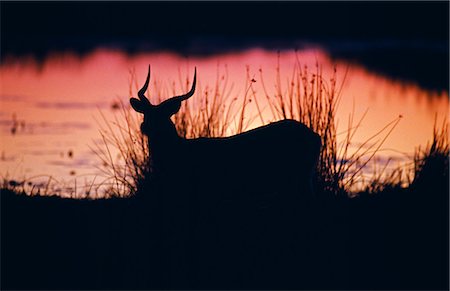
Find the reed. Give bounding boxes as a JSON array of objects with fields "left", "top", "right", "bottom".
[
  {"left": 92, "top": 100, "right": 149, "bottom": 197},
  {"left": 93, "top": 66, "right": 257, "bottom": 197},
  {"left": 411, "top": 115, "right": 449, "bottom": 189},
  {"left": 94, "top": 60, "right": 444, "bottom": 197},
  {"left": 258, "top": 55, "right": 403, "bottom": 195}
]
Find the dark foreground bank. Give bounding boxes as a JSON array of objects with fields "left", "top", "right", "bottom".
[{"left": 1, "top": 171, "right": 448, "bottom": 290}]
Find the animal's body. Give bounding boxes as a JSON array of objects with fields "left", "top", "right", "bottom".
[
  {"left": 131, "top": 66, "right": 321, "bottom": 202},
  {"left": 154, "top": 119, "right": 320, "bottom": 199}
]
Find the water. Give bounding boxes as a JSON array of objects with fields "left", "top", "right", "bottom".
[{"left": 0, "top": 47, "right": 448, "bottom": 197}]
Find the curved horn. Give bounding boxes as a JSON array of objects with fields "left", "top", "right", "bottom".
[
  {"left": 174, "top": 67, "right": 197, "bottom": 102},
  {"left": 138, "top": 65, "right": 151, "bottom": 105}
]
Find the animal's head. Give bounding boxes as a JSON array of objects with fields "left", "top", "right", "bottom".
[{"left": 130, "top": 66, "right": 196, "bottom": 139}]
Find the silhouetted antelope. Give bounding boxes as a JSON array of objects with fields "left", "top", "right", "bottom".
[{"left": 130, "top": 66, "right": 321, "bottom": 201}]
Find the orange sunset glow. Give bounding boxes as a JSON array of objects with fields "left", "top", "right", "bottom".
[{"left": 0, "top": 48, "right": 448, "bottom": 196}]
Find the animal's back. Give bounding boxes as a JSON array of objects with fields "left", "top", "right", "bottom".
[{"left": 184, "top": 119, "right": 321, "bottom": 195}]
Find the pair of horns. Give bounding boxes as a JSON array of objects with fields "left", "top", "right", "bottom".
[{"left": 137, "top": 65, "right": 197, "bottom": 105}]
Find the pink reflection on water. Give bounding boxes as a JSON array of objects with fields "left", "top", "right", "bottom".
[{"left": 0, "top": 48, "right": 448, "bottom": 196}]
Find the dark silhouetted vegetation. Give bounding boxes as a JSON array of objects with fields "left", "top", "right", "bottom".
[{"left": 1, "top": 64, "right": 448, "bottom": 290}]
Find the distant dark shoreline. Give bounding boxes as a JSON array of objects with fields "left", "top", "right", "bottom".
[
  {"left": 328, "top": 42, "right": 449, "bottom": 93},
  {"left": 1, "top": 1, "right": 448, "bottom": 92},
  {"left": 2, "top": 39, "right": 448, "bottom": 93}
]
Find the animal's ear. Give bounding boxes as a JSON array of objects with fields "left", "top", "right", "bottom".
[
  {"left": 158, "top": 99, "right": 181, "bottom": 117},
  {"left": 160, "top": 99, "right": 182, "bottom": 117},
  {"left": 163, "top": 100, "right": 182, "bottom": 116},
  {"left": 130, "top": 98, "right": 145, "bottom": 113}
]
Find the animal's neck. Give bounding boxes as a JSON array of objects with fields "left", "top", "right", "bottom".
[{"left": 147, "top": 132, "right": 183, "bottom": 168}]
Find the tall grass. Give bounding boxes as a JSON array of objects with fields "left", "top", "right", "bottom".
[
  {"left": 172, "top": 65, "right": 255, "bottom": 138},
  {"left": 411, "top": 115, "right": 449, "bottom": 189},
  {"left": 95, "top": 59, "right": 439, "bottom": 198},
  {"left": 93, "top": 66, "right": 260, "bottom": 197},
  {"left": 259, "top": 56, "right": 403, "bottom": 195},
  {"left": 92, "top": 102, "right": 149, "bottom": 197}
]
